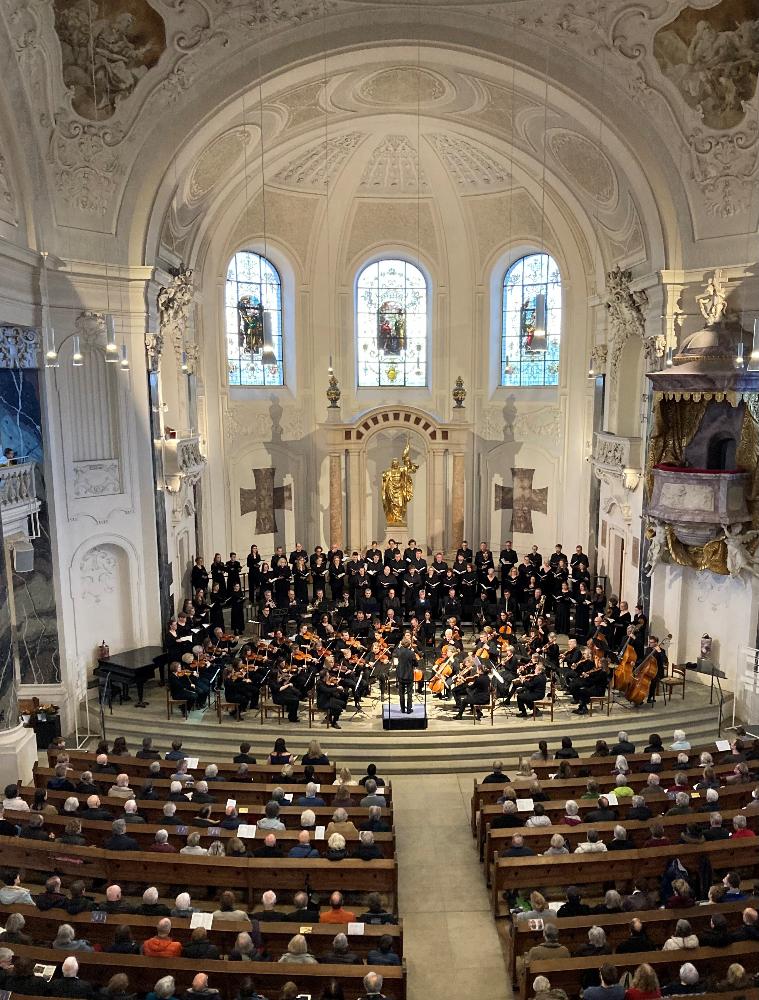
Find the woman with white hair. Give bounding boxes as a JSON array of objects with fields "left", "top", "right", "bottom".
[
  {"left": 542, "top": 834, "right": 569, "bottom": 856},
  {"left": 661, "top": 962, "right": 703, "bottom": 996},
  {"left": 562, "top": 801, "right": 582, "bottom": 826},
  {"left": 612, "top": 755, "right": 629, "bottom": 775},
  {"left": 170, "top": 892, "right": 194, "bottom": 918},
  {"left": 51, "top": 923, "right": 94, "bottom": 952},
  {"left": 574, "top": 926, "right": 611, "bottom": 990},
  {"left": 531, "top": 975, "right": 568, "bottom": 1000},
  {"left": 145, "top": 976, "right": 179, "bottom": 1000},
  {"left": 326, "top": 832, "right": 347, "bottom": 861},
  {"left": 278, "top": 934, "right": 317, "bottom": 964},
  {"left": 670, "top": 730, "right": 691, "bottom": 750}
]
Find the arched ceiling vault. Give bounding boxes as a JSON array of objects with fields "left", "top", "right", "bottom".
[
  {"left": 3, "top": 2, "right": 757, "bottom": 270},
  {"left": 140, "top": 45, "right": 664, "bottom": 294}
]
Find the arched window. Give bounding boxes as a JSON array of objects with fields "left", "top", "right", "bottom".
[
  {"left": 225, "top": 250, "right": 284, "bottom": 386},
  {"left": 356, "top": 258, "right": 428, "bottom": 387},
  {"left": 501, "top": 252, "right": 561, "bottom": 387}
]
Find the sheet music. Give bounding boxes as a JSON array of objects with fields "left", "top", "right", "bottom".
[{"left": 190, "top": 912, "right": 214, "bottom": 930}]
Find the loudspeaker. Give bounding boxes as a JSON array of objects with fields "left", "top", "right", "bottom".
[{"left": 12, "top": 539, "right": 34, "bottom": 573}]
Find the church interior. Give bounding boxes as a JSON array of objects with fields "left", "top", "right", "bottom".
[{"left": 0, "top": 1, "right": 758, "bottom": 998}]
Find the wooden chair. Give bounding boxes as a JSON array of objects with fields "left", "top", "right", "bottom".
[
  {"left": 166, "top": 687, "right": 187, "bottom": 720},
  {"left": 215, "top": 689, "right": 241, "bottom": 723},
  {"left": 306, "top": 691, "right": 330, "bottom": 729},
  {"left": 259, "top": 684, "right": 284, "bottom": 724},
  {"left": 661, "top": 663, "right": 687, "bottom": 702},
  {"left": 588, "top": 677, "right": 611, "bottom": 716},
  {"left": 532, "top": 676, "right": 555, "bottom": 721}
]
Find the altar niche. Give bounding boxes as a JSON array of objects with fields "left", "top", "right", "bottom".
[{"left": 368, "top": 430, "right": 426, "bottom": 540}]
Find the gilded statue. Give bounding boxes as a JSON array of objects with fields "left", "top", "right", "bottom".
[{"left": 381, "top": 438, "right": 418, "bottom": 526}]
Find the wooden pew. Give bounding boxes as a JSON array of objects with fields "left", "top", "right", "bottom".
[
  {"left": 524, "top": 943, "right": 758, "bottom": 1000},
  {"left": 509, "top": 897, "right": 757, "bottom": 979},
  {"left": 527, "top": 745, "right": 750, "bottom": 779},
  {"left": 34, "top": 766, "right": 393, "bottom": 807},
  {"left": 0, "top": 904, "right": 403, "bottom": 962},
  {"left": 477, "top": 785, "right": 758, "bottom": 856},
  {"left": 48, "top": 749, "right": 337, "bottom": 784},
  {"left": 26, "top": 787, "right": 394, "bottom": 830},
  {"left": 0, "top": 835, "right": 399, "bottom": 910},
  {"left": 491, "top": 840, "right": 759, "bottom": 916},
  {"left": 8, "top": 944, "right": 407, "bottom": 1000},
  {"left": 3, "top": 810, "right": 395, "bottom": 857},
  {"left": 484, "top": 806, "right": 759, "bottom": 874}
]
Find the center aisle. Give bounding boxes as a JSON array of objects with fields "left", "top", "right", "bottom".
[{"left": 391, "top": 773, "right": 511, "bottom": 1000}]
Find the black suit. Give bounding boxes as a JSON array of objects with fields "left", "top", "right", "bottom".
[
  {"left": 394, "top": 645, "right": 417, "bottom": 713},
  {"left": 516, "top": 672, "right": 547, "bottom": 716},
  {"left": 52, "top": 977, "right": 94, "bottom": 998}
]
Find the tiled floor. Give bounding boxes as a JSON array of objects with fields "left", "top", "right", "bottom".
[{"left": 392, "top": 773, "right": 512, "bottom": 1000}]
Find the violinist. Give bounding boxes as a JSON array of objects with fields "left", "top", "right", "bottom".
[
  {"left": 368, "top": 640, "right": 391, "bottom": 699},
  {"left": 316, "top": 659, "right": 349, "bottom": 729},
  {"left": 169, "top": 660, "right": 198, "bottom": 715},
  {"left": 269, "top": 660, "right": 302, "bottom": 722},
  {"left": 569, "top": 648, "right": 608, "bottom": 715},
  {"left": 454, "top": 657, "right": 491, "bottom": 720},
  {"left": 382, "top": 608, "right": 401, "bottom": 645},
  {"left": 516, "top": 662, "right": 547, "bottom": 718},
  {"left": 222, "top": 663, "right": 250, "bottom": 719}
]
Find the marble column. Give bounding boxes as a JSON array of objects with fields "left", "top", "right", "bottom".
[
  {"left": 451, "top": 452, "right": 465, "bottom": 549},
  {"left": 428, "top": 451, "right": 446, "bottom": 553},
  {"left": 329, "top": 453, "right": 343, "bottom": 549},
  {"left": 347, "top": 450, "right": 362, "bottom": 552}
]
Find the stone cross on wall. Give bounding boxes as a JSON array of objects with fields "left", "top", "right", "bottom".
[
  {"left": 240, "top": 467, "right": 292, "bottom": 534},
  {"left": 495, "top": 467, "right": 548, "bottom": 534}
]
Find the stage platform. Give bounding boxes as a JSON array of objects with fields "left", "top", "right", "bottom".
[
  {"left": 82, "top": 676, "right": 730, "bottom": 774},
  {"left": 382, "top": 703, "right": 429, "bottom": 730}
]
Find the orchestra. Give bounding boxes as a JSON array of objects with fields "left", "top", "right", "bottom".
[{"left": 162, "top": 538, "right": 661, "bottom": 726}]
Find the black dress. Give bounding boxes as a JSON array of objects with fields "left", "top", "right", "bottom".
[
  {"left": 554, "top": 593, "right": 572, "bottom": 635},
  {"left": 229, "top": 590, "right": 246, "bottom": 635},
  {"left": 210, "top": 593, "right": 226, "bottom": 631}
]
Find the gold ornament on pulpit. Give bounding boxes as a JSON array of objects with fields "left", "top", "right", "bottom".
[{"left": 381, "top": 438, "right": 418, "bottom": 526}]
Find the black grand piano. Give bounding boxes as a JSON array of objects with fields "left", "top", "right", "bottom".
[{"left": 94, "top": 646, "right": 167, "bottom": 708}]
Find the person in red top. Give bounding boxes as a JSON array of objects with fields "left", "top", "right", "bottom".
[
  {"left": 320, "top": 890, "right": 356, "bottom": 924},
  {"left": 149, "top": 830, "right": 178, "bottom": 853},
  {"left": 142, "top": 918, "right": 183, "bottom": 957},
  {"left": 642, "top": 823, "right": 670, "bottom": 849},
  {"left": 731, "top": 814, "right": 756, "bottom": 838},
  {"left": 625, "top": 963, "right": 661, "bottom": 1000}
]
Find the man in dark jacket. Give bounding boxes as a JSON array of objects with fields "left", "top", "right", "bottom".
[
  {"left": 34, "top": 876, "right": 67, "bottom": 911},
  {"left": 53, "top": 956, "right": 94, "bottom": 997},
  {"left": 136, "top": 737, "right": 161, "bottom": 760},
  {"left": 394, "top": 636, "right": 417, "bottom": 714},
  {"left": 80, "top": 796, "right": 113, "bottom": 821},
  {"left": 19, "top": 814, "right": 52, "bottom": 840},
  {"left": 614, "top": 918, "right": 656, "bottom": 954},
  {"left": 103, "top": 819, "right": 140, "bottom": 852}
]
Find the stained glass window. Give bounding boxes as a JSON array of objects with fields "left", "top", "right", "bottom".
[
  {"left": 356, "top": 259, "right": 428, "bottom": 387},
  {"left": 226, "top": 251, "right": 284, "bottom": 386},
  {"left": 501, "top": 252, "right": 561, "bottom": 387}
]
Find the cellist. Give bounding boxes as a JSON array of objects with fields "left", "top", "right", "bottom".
[{"left": 644, "top": 634, "right": 666, "bottom": 705}]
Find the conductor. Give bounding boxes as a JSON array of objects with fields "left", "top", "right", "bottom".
[{"left": 394, "top": 635, "right": 417, "bottom": 715}]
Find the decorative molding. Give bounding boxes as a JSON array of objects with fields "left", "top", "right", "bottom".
[
  {"left": 358, "top": 135, "right": 428, "bottom": 194},
  {"left": 0, "top": 153, "right": 18, "bottom": 225},
  {"left": 357, "top": 67, "right": 449, "bottom": 107},
  {"left": 187, "top": 127, "right": 254, "bottom": 204},
  {"left": 74, "top": 311, "right": 106, "bottom": 349},
  {"left": 157, "top": 265, "right": 194, "bottom": 361},
  {"left": 593, "top": 432, "right": 642, "bottom": 519},
  {"left": 72, "top": 460, "right": 122, "bottom": 499},
  {"left": 480, "top": 405, "right": 561, "bottom": 443},
  {"left": 0, "top": 326, "right": 41, "bottom": 369},
  {"left": 163, "top": 434, "right": 206, "bottom": 494},
  {"left": 604, "top": 266, "right": 648, "bottom": 409},
  {"left": 145, "top": 332, "right": 164, "bottom": 373},
  {"left": 79, "top": 545, "right": 119, "bottom": 604},
  {"left": 427, "top": 132, "right": 509, "bottom": 191},
  {"left": 547, "top": 129, "right": 617, "bottom": 207},
  {"left": 273, "top": 132, "right": 365, "bottom": 190}
]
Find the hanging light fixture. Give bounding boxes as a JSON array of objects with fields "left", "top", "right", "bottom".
[
  {"left": 736, "top": 339, "right": 745, "bottom": 369},
  {"left": 587, "top": 354, "right": 595, "bottom": 378},
  {"left": 261, "top": 310, "right": 277, "bottom": 364},
  {"left": 120, "top": 343, "right": 130, "bottom": 371},
  {"left": 105, "top": 314, "right": 119, "bottom": 361},
  {"left": 72, "top": 335, "right": 84, "bottom": 367},
  {"left": 39, "top": 252, "right": 59, "bottom": 368},
  {"left": 748, "top": 318, "right": 759, "bottom": 371},
  {"left": 530, "top": 291, "right": 548, "bottom": 353}
]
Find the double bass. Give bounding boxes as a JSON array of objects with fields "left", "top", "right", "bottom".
[
  {"left": 625, "top": 634, "right": 671, "bottom": 705},
  {"left": 613, "top": 626, "right": 639, "bottom": 693}
]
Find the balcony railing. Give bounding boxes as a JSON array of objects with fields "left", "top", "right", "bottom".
[{"left": 0, "top": 461, "right": 41, "bottom": 538}]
